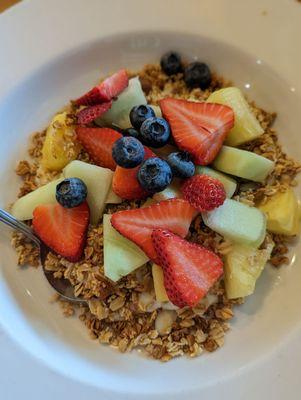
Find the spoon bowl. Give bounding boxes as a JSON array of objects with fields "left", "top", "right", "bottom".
[{"left": 0, "top": 208, "right": 84, "bottom": 303}]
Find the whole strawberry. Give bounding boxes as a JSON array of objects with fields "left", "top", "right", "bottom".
[{"left": 181, "top": 175, "right": 226, "bottom": 212}]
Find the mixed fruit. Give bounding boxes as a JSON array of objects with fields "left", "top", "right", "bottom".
[{"left": 11, "top": 52, "right": 301, "bottom": 308}]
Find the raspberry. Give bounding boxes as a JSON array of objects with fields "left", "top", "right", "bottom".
[{"left": 181, "top": 175, "right": 226, "bottom": 212}]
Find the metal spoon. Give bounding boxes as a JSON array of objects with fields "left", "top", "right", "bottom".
[{"left": 0, "top": 208, "right": 84, "bottom": 303}]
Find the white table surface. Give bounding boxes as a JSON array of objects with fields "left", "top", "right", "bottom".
[{"left": 1, "top": 0, "right": 301, "bottom": 398}]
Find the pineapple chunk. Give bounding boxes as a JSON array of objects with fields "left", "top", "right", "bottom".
[
  {"left": 224, "top": 241, "right": 274, "bottom": 299},
  {"left": 141, "top": 198, "right": 156, "bottom": 208},
  {"left": 258, "top": 188, "right": 300, "bottom": 235},
  {"left": 152, "top": 264, "right": 169, "bottom": 302},
  {"left": 207, "top": 87, "right": 264, "bottom": 146},
  {"left": 42, "top": 112, "right": 80, "bottom": 171},
  {"left": 151, "top": 105, "right": 162, "bottom": 118}
]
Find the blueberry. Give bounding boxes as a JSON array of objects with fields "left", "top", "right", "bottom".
[
  {"left": 167, "top": 151, "right": 195, "bottom": 179},
  {"left": 122, "top": 127, "right": 140, "bottom": 139},
  {"left": 140, "top": 117, "right": 171, "bottom": 148},
  {"left": 129, "top": 105, "right": 155, "bottom": 130},
  {"left": 56, "top": 178, "right": 87, "bottom": 208},
  {"left": 160, "top": 51, "right": 183, "bottom": 76},
  {"left": 112, "top": 137, "right": 145, "bottom": 168},
  {"left": 138, "top": 157, "right": 172, "bottom": 193},
  {"left": 184, "top": 62, "right": 211, "bottom": 90}
]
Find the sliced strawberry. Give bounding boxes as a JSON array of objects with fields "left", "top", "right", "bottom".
[
  {"left": 111, "top": 199, "right": 197, "bottom": 261},
  {"left": 159, "top": 98, "right": 234, "bottom": 165},
  {"left": 75, "top": 69, "right": 129, "bottom": 105},
  {"left": 112, "top": 146, "right": 155, "bottom": 200},
  {"left": 152, "top": 229, "right": 223, "bottom": 307},
  {"left": 77, "top": 102, "right": 112, "bottom": 125},
  {"left": 32, "top": 202, "right": 90, "bottom": 262},
  {"left": 76, "top": 126, "right": 122, "bottom": 170}
]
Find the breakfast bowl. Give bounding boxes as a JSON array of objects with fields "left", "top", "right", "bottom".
[{"left": 0, "top": 28, "right": 301, "bottom": 399}]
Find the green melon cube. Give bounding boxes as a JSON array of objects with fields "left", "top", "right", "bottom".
[
  {"left": 64, "top": 160, "right": 113, "bottom": 225},
  {"left": 195, "top": 166, "right": 237, "bottom": 198},
  {"left": 11, "top": 178, "right": 63, "bottom": 220},
  {"left": 213, "top": 146, "right": 274, "bottom": 183},
  {"left": 96, "top": 77, "right": 147, "bottom": 129},
  {"left": 103, "top": 214, "right": 149, "bottom": 282},
  {"left": 202, "top": 199, "right": 266, "bottom": 248}
]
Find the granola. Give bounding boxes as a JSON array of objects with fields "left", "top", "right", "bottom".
[{"left": 11, "top": 63, "right": 300, "bottom": 361}]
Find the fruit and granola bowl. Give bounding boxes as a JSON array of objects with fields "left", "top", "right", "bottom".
[{"left": 8, "top": 50, "right": 300, "bottom": 362}]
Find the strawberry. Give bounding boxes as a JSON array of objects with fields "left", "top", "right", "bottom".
[
  {"left": 76, "top": 126, "right": 122, "bottom": 170},
  {"left": 112, "top": 146, "right": 155, "bottom": 199},
  {"left": 152, "top": 229, "right": 223, "bottom": 307},
  {"left": 77, "top": 102, "right": 112, "bottom": 125},
  {"left": 182, "top": 175, "right": 226, "bottom": 212},
  {"left": 32, "top": 202, "right": 90, "bottom": 262},
  {"left": 111, "top": 198, "right": 197, "bottom": 261},
  {"left": 75, "top": 69, "right": 129, "bottom": 105},
  {"left": 159, "top": 98, "right": 234, "bottom": 165}
]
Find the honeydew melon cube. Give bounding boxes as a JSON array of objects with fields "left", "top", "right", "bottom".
[
  {"left": 152, "top": 182, "right": 182, "bottom": 202},
  {"left": 106, "top": 188, "right": 122, "bottom": 204},
  {"left": 11, "top": 178, "right": 63, "bottom": 220},
  {"left": 213, "top": 146, "right": 274, "bottom": 183},
  {"left": 96, "top": 77, "right": 147, "bottom": 129},
  {"left": 207, "top": 87, "right": 264, "bottom": 146},
  {"left": 202, "top": 199, "right": 266, "bottom": 248},
  {"left": 195, "top": 166, "right": 237, "bottom": 198},
  {"left": 103, "top": 214, "right": 149, "bottom": 282},
  {"left": 63, "top": 160, "right": 112, "bottom": 225}
]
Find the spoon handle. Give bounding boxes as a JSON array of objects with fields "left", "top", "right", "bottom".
[{"left": 0, "top": 209, "right": 41, "bottom": 246}]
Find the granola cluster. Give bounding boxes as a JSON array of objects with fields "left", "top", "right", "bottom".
[{"left": 11, "top": 64, "right": 300, "bottom": 361}]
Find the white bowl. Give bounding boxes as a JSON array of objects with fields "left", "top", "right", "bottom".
[{"left": 0, "top": 31, "right": 300, "bottom": 397}]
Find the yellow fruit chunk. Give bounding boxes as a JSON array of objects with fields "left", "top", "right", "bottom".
[
  {"left": 42, "top": 112, "right": 80, "bottom": 171},
  {"left": 258, "top": 188, "right": 300, "bottom": 235},
  {"left": 224, "top": 241, "right": 274, "bottom": 299},
  {"left": 207, "top": 87, "right": 264, "bottom": 146},
  {"left": 152, "top": 264, "right": 169, "bottom": 302}
]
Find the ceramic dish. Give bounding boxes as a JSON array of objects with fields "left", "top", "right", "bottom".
[{"left": 0, "top": 1, "right": 301, "bottom": 399}]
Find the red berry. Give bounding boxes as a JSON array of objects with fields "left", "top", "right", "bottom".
[
  {"left": 75, "top": 69, "right": 129, "bottom": 105},
  {"left": 33, "top": 202, "right": 90, "bottom": 262},
  {"left": 152, "top": 229, "right": 223, "bottom": 307},
  {"left": 77, "top": 102, "right": 112, "bottom": 125},
  {"left": 181, "top": 175, "right": 226, "bottom": 212},
  {"left": 159, "top": 98, "right": 234, "bottom": 165},
  {"left": 76, "top": 126, "right": 122, "bottom": 170},
  {"left": 111, "top": 199, "right": 197, "bottom": 262},
  {"left": 112, "top": 146, "right": 156, "bottom": 200}
]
